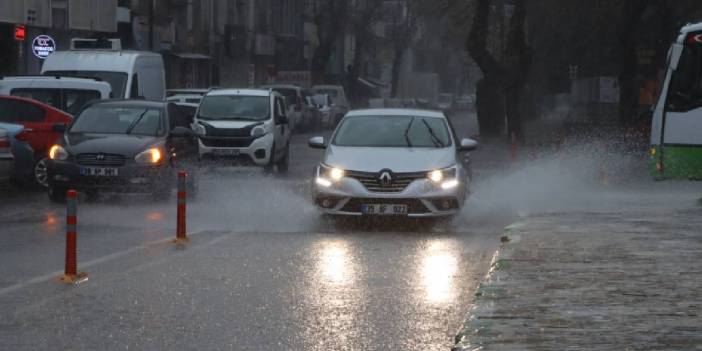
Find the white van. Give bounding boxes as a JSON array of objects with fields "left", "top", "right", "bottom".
[
  {"left": 651, "top": 22, "right": 702, "bottom": 180},
  {"left": 41, "top": 39, "right": 166, "bottom": 101},
  {"left": 0, "top": 76, "right": 111, "bottom": 115}
]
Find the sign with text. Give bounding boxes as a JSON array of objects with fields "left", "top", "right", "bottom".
[{"left": 32, "top": 35, "right": 56, "bottom": 59}]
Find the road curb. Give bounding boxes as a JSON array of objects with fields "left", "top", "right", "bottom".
[{"left": 451, "top": 218, "right": 527, "bottom": 351}]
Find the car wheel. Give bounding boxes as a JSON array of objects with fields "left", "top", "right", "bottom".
[
  {"left": 48, "top": 184, "right": 68, "bottom": 203},
  {"left": 276, "top": 144, "right": 290, "bottom": 175},
  {"left": 34, "top": 157, "right": 49, "bottom": 188}
]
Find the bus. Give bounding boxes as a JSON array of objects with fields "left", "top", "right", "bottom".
[{"left": 651, "top": 22, "right": 702, "bottom": 180}]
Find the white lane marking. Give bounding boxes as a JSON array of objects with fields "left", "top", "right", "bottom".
[{"left": 0, "top": 230, "right": 220, "bottom": 297}]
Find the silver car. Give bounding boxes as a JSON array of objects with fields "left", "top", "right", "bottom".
[{"left": 309, "top": 109, "right": 478, "bottom": 218}]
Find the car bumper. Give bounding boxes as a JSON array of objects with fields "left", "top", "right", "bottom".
[
  {"left": 198, "top": 133, "right": 273, "bottom": 166},
  {"left": 47, "top": 160, "right": 172, "bottom": 193},
  {"left": 312, "top": 177, "right": 468, "bottom": 218},
  {"left": 0, "top": 158, "right": 13, "bottom": 182}
]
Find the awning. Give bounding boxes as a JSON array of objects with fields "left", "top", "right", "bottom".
[{"left": 172, "top": 53, "right": 212, "bottom": 60}]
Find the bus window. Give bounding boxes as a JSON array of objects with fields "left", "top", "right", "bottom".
[{"left": 668, "top": 42, "right": 702, "bottom": 112}]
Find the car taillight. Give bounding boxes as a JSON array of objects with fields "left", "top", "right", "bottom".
[
  {"left": 14, "top": 130, "right": 30, "bottom": 142},
  {"left": 0, "top": 138, "right": 10, "bottom": 154}
]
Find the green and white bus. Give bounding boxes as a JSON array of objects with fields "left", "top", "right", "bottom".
[{"left": 651, "top": 22, "right": 702, "bottom": 180}]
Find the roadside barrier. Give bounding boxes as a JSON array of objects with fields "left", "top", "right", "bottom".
[
  {"left": 173, "top": 171, "right": 189, "bottom": 245},
  {"left": 58, "top": 190, "right": 87, "bottom": 284}
]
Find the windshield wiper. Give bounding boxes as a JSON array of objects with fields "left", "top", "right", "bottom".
[
  {"left": 126, "top": 109, "right": 150, "bottom": 134},
  {"left": 421, "top": 119, "right": 445, "bottom": 148},
  {"left": 404, "top": 117, "right": 415, "bottom": 147}
]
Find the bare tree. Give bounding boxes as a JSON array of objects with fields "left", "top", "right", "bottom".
[{"left": 311, "top": 0, "right": 348, "bottom": 83}]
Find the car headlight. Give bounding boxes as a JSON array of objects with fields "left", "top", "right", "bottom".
[
  {"left": 251, "top": 125, "right": 268, "bottom": 138},
  {"left": 428, "top": 166, "right": 460, "bottom": 189},
  {"left": 316, "top": 164, "right": 345, "bottom": 187},
  {"left": 135, "top": 147, "right": 163, "bottom": 164},
  {"left": 49, "top": 145, "right": 69, "bottom": 161}
]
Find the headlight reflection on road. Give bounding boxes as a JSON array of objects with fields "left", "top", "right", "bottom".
[
  {"left": 318, "top": 240, "right": 354, "bottom": 285},
  {"left": 420, "top": 240, "right": 459, "bottom": 304}
]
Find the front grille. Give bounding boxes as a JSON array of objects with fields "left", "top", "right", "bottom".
[
  {"left": 340, "top": 198, "right": 429, "bottom": 214},
  {"left": 200, "top": 136, "right": 254, "bottom": 148},
  {"left": 346, "top": 170, "right": 426, "bottom": 193},
  {"left": 76, "top": 153, "right": 125, "bottom": 166}
]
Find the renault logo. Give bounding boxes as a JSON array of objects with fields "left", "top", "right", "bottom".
[
  {"left": 378, "top": 169, "right": 394, "bottom": 186},
  {"left": 96, "top": 154, "right": 105, "bottom": 160}
]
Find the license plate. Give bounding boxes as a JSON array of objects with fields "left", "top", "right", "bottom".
[
  {"left": 80, "top": 167, "right": 119, "bottom": 177},
  {"left": 212, "top": 148, "right": 240, "bottom": 156},
  {"left": 361, "top": 204, "right": 408, "bottom": 216}
]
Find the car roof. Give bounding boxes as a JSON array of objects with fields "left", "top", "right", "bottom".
[
  {"left": 207, "top": 89, "right": 271, "bottom": 97},
  {"left": 260, "top": 85, "right": 301, "bottom": 90},
  {"left": 312, "top": 85, "right": 342, "bottom": 90},
  {"left": 0, "top": 95, "right": 74, "bottom": 116},
  {"left": 346, "top": 108, "right": 446, "bottom": 118},
  {"left": 89, "top": 99, "right": 167, "bottom": 109}
]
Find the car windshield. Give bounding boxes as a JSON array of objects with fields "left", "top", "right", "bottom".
[
  {"left": 43, "top": 70, "right": 125, "bottom": 98},
  {"left": 70, "top": 105, "right": 164, "bottom": 136},
  {"left": 333, "top": 115, "right": 452, "bottom": 148},
  {"left": 198, "top": 95, "right": 270, "bottom": 121}
]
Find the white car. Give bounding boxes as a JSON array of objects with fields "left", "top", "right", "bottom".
[
  {"left": 309, "top": 108, "right": 478, "bottom": 218},
  {"left": 0, "top": 76, "right": 112, "bottom": 115},
  {"left": 311, "top": 85, "right": 349, "bottom": 127},
  {"left": 193, "top": 89, "right": 291, "bottom": 174}
]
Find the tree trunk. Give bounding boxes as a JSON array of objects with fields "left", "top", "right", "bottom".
[
  {"left": 466, "top": 0, "right": 507, "bottom": 136},
  {"left": 617, "top": 1, "right": 648, "bottom": 126},
  {"left": 503, "top": 0, "right": 529, "bottom": 140},
  {"left": 476, "top": 78, "right": 506, "bottom": 136},
  {"left": 390, "top": 45, "right": 404, "bottom": 98}
]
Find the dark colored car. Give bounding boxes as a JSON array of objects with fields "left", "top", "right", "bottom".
[
  {"left": 0, "top": 95, "right": 73, "bottom": 187},
  {"left": 46, "top": 100, "right": 198, "bottom": 202}
]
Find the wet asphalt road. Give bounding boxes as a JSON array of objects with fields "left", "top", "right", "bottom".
[{"left": 0, "top": 112, "right": 514, "bottom": 350}]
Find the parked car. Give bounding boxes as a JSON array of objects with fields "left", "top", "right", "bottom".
[
  {"left": 0, "top": 128, "right": 13, "bottom": 182},
  {"left": 0, "top": 96, "right": 73, "bottom": 187},
  {"left": 46, "top": 100, "right": 199, "bottom": 202},
  {"left": 193, "top": 89, "right": 291, "bottom": 174},
  {"left": 167, "top": 89, "right": 209, "bottom": 97},
  {"left": 0, "top": 123, "right": 35, "bottom": 184},
  {"left": 311, "top": 85, "right": 350, "bottom": 127},
  {"left": 0, "top": 76, "right": 112, "bottom": 115},
  {"left": 261, "top": 85, "right": 317, "bottom": 132},
  {"left": 42, "top": 38, "right": 166, "bottom": 101},
  {"left": 309, "top": 108, "right": 478, "bottom": 218},
  {"left": 167, "top": 95, "right": 203, "bottom": 104},
  {"left": 311, "top": 93, "right": 334, "bottom": 129},
  {"left": 438, "top": 93, "right": 455, "bottom": 114},
  {"left": 166, "top": 89, "right": 208, "bottom": 104}
]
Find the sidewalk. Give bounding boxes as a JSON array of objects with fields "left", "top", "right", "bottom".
[{"left": 452, "top": 208, "right": 702, "bottom": 350}]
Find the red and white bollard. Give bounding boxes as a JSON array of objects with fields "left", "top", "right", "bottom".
[
  {"left": 173, "top": 171, "right": 189, "bottom": 245},
  {"left": 58, "top": 190, "right": 87, "bottom": 284}
]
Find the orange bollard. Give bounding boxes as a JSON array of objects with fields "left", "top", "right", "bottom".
[
  {"left": 173, "top": 171, "right": 189, "bottom": 245},
  {"left": 58, "top": 190, "right": 88, "bottom": 284}
]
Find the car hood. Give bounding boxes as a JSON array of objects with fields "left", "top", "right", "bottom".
[
  {"left": 324, "top": 145, "right": 456, "bottom": 173},
  {"left": 197, "top": 119, "right": 263, "bottom": 130},
  {"left": 64, "top": 133, "right": 161, "bottom": 157}
]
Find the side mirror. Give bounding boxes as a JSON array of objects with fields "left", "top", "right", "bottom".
[
  {"left": 459, "top": 138, "right": 478, "bottom": 152},
  {"left": 308, "top": 136, "right": 326, "bottom": 149},
  {"left": 171, "top": 126, "right": 195, "bottom": 138},
  {"left": 276, "top": 115, "right": 289, "bottom": 125},
  {"left": 52, "top": 123, "right": 67, "bottom": 133}
]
